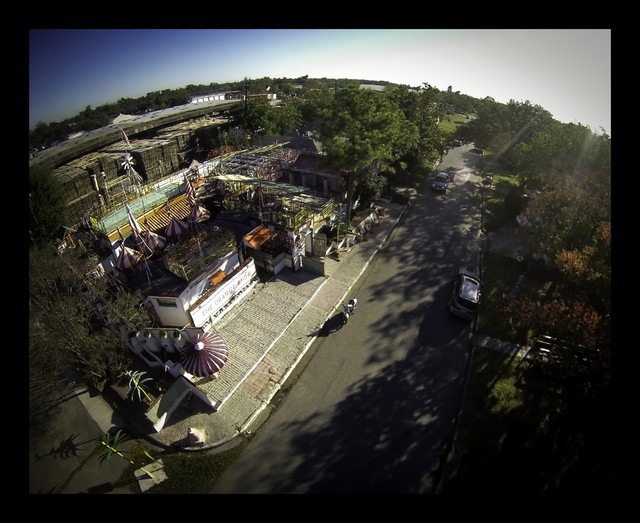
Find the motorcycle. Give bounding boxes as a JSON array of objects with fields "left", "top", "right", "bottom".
[{"left": 342, "top": 298, "right": 358, "bottom": 324}]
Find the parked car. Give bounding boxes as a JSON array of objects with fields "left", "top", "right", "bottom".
[
  {"left": 452, "top": 139, "right": 463, "bottom": 147},
  {"left": 449, "top": 269, "right": 481, "bottom": 320},
  {"left": 432, "top": 171, "right": 450, "bottom": 193},
  {"left": 470, "top": 147, "right": 484, "bottom": 156}
]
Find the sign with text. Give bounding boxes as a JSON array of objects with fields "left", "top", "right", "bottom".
[{"left": 190, "top": 262, "right": 257, "bottom": 327}]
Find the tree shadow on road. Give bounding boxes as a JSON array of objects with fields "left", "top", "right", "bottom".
[{"left": 35, "top": 433, "right": 100, "bottom": 461}]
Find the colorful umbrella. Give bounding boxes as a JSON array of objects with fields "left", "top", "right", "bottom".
[
  {"left": 138, "top": 229, "right": 167, "bottom": 256},
  {"left": 116, "top": 245, "right": 142, "bottom": 270},
  {"left": 165, "top": 216, "right": 189, "bottom": 238},
  {"left": 180, "top": 331, "right": 229, "bottom": 377}
]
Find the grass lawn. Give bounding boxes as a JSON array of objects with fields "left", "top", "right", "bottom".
[
  {"left": 481, "top": 171, "right": 520, "bottom": 233},
  {"left": 144, "top": 439, "right": 250, "bottom": 494},
  {"left": 439, "top": 113, "right": 467, "bottom": 134},
  {"left": 112, "top": 437, "right": 251, "bottom": 494}
]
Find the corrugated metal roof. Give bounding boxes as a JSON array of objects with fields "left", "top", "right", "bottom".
[
  {"left": 216, "top": 174, "right": 308, "bottom": 195},
  {"left": 108, "top": 194, "right": 192, "bottom": 243}
]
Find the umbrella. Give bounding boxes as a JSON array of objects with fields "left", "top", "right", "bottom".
[
  {"left": 116, "top": 245, "right": 143, "bottom": 270},
  {"left": 180, "top": 331, "right": 229, "bottom": 377},
  {"left": 165, "top": 216, "right": 189, "bottom": 238},
  {"left": 138, "top": 229, "right": 167, "bottom": 256},
  {"left": 190, "top": 205, "right": 210, "bottom": 224}
]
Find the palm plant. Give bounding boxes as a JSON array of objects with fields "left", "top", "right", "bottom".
[
  {"left": 126, "top": 370, "right": 154, "bottom": 402},
  {"left": 98, "top": 429, "right": 156, "bottom": 478}
]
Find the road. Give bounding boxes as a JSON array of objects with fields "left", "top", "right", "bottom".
[{"left": 211, "top": 144, "right": 483, "bottom": 494}]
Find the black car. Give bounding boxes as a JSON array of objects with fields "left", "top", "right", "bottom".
[
  {"left": 449, "top": 269, "right": 481, "bottom": 320},
  {"left": 432, "top": 171, "right": 450, "bottom": 193}
]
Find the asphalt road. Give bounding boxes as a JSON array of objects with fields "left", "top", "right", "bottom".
[{"left": 210, "top": 145, "right": 483, "bottom": 494}]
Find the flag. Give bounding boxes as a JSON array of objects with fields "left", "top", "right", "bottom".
[
  {"left": 184, "top": 174, "right": 196, "bottom": 208},
  {"left": 125, "top": 203, "right": 143, "bottom": 240},
  {"left": 191, "top": 204, "right": 210, "bottom": 223},
  {"left": 116, "top": 226, "right": 125, "bottom": 243},
  {"left": 125, "top": 202, "right": 154, "bottom": 255},
  {"left": 121, "top": 128, "right": 131, "bottom": 149}
]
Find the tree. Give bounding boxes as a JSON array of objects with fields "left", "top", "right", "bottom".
[
  {"left": 29, "top": 164, "right": 69, "bottom": 247},
  {"left": 272, "top": 101, "right": 303, "bottom": 136},
  {"left": 318, "top": 86, "right": 419, "bottom": 220},
  {"left": 290, "top": 87, "right": 334, "bottom": 123},
  {"left": 126, "top": 370, "right": 154, "bottom": 402},
  {"left": 555, "top": 222, "right": 611, "bottom": 313},
  {"left": 229, "top": 98, "right": 271, "bottom": 142},
  {"left": 524, "top": 167, "right": 610, "bottom": 267},
  {"left": 29, "top": 242, "right": 148, "bottom": 421},
  {"left": 499, "top": 297, "right": 610, "bottom": 385},
  {"left": 385, "top": 83, "right": 446, "bottom": 168},
  {"left": 98, "top": 429, "right": 158, "bottom": 480}
]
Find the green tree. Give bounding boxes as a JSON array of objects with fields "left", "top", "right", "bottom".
[
  {"left": 126, "top": 370, "right": 154, "bottom": 402},
  {"left": 555, "top": 222, "right": 611, "bottom": 314},
  {"left": 290, "top": 87, "right": 334, "bottom": 123},
  {"left": 275, "top": 80, "right": 297, "bottom": 98},
  {"left": 29, "top": 242, "right": 147, "bottom": 421},
  {"left": 318, "top": 86, "right": 419, "bottom": 219},
  {"left": 524, "top": 167, "right": 610, "bottom": 265},
  {"left": 29, "top": 164, "right": 68, "bottom": 247},
  {"left": 386, "top": 83, "right": 447, "bottom": 167},
  {"left": 462, "top": 96, "right": 506, "bottom": 150},
  {"left": 499, "top": 297, "right": 610, "bottom": 386},
  {"left": 228, "top": 98, "right": 273, "bottom": 144},
  {"left": 272, "top": 101, "right": 303, "bottom": 136}
]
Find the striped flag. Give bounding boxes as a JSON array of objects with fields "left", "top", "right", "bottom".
[
  {"left": 184, "top": 174, "right": 196, "bottom": 208},
  {"left": 124, "top": 203, "right": 143, "bottom": 240},
  {"left": 116, "top": 226, "right": 125, "bottom": 243},
  {"left": 120, "top": 127, "right": 131, "bottom": 149}
]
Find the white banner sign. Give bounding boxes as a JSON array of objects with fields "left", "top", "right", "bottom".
[{"left": 190, "top": 262, "right": 257, "bottom": 327}]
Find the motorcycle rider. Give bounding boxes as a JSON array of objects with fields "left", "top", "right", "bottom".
[{"left": 342, "top": 298, "right": 358, "bottom": 323}]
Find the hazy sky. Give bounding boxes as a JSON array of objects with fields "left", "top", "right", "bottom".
[{"left": 29, "top": 29, "right": 611, "bottom": 134}]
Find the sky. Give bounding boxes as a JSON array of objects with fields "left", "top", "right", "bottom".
[{"left": 29, "top": 29, "right": 611, "bottom": 134}]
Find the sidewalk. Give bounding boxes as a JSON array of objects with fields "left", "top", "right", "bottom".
[
  {"left": 28, "top": 199, "right": 407, "bottom": 494},
  {"left": 28, "top": 386, "right": 141, "bottom": 494}
]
